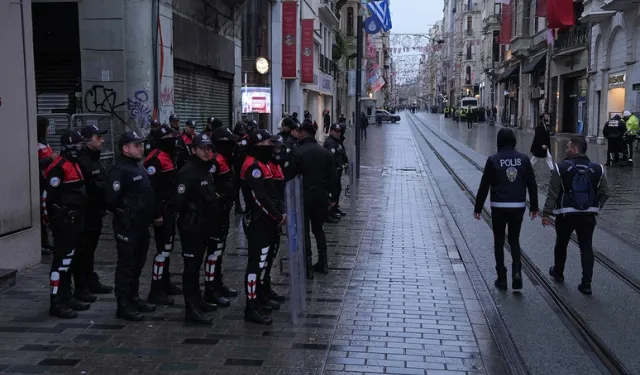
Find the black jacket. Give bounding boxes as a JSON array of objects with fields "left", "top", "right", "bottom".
[
  {"left": 279, "top": 131, "right": 298, "bottom": 181},
  {"left": 43, "top": 156, "right": 88, "bottom": 223},
  {"left": 603, "top": 118, "right": 626, "bottom": 140},
  {"left": 213, "top": 153, "right": 236, "bottom": 208},
  {"left": 323, "top": 134, "right": 348, "bottom": 172},
  {"left": 530, "top": 121, "right": 551, "bottom": 158},
  {"left": 174, "top": 156, "right": 218, "bottom": 233},
  {"left": 240, "top": 156, "right": 283, "bottom": 223},
  {"left": 144, "top": 149, "right": 177, "bottom": 219},
  {"left": 106, "top": 156, "right": 155, "bottom": 228},
  {"left": 475, "top": 130, "right": 538, "bottom": 213},
  {"left": 292, "top": 136, "right": 338, "bottom": 205},
  {"left": 77, "top": 148, "right": 107, "bottom": 210}
]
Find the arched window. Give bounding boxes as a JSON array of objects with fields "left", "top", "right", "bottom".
[
  {"left": 347, "top": 7, "right": 354, "bottom": 36},
  {"left": 465, "top": 66, "right": 472, "bottom": 85}
]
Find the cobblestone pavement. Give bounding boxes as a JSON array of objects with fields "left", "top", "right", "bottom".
[
  {"left": 0, "top": 122, "right": 503, "bottom": 374},
  {"left": 415, "top": 112, "right": 640, "bottom": 248}
]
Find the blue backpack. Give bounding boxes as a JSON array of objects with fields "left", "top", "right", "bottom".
[{"left": 565, "top": 161, "right": 597, "bottom": 211}]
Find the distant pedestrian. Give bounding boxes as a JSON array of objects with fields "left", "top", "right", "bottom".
[
  {"left": 466, "top": 107, "right": 473, "bottom": 130},
  {"left": 360, "top": 112, "right": 369, "bottom": 139},
  {"left": 323, "top": 110, "right": 331, "bottom": 134},
  {"left": 474, "top": 128, "right": 538, "bottom": 290},
  {"left": 542, "top": 137, "right": 609, "bottom": 295},
  {"left": 622, "top": 110, "right": 638, "bottom": 164},
  {"left": 530, "top": 112, "right": 554, "bottom": 171}
]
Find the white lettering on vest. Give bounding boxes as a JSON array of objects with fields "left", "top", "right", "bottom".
[
  {"left": 133, "top": 175, "right": 142, "bottom": 181},
  {"left": 499, "top": 159, "right": 522, "bottom": 168},
  {"left": 201, "top": 181, "right": 209, "bottom": 186}
]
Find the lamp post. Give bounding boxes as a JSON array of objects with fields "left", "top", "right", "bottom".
[{"left": 354, "top": 3, "right": 364, "bottom": 180}]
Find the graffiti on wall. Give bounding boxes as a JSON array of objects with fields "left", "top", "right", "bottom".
[
  {"left": 84, "top": 85, "right": 125, "bottom": 123},
  {"left": 126, "top": 90, "right": 153, "bottom": 129},
  {"left": 160, "top": 86, "right": 174, "bottom": 106}
]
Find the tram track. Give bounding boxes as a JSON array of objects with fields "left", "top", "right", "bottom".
[
  {"left": 408, "top": 114, "right": 640, "bottom": 296},
  {"left": 406, "top": 113, "right": 631, "bottom": 375}
]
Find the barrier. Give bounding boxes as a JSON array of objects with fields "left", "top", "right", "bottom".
[{"left": 71, "top": 113, "right": 116, "bottom": 169}]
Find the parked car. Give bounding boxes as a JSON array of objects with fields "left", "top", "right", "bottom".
[{"left": 375, "top": 110, "right": 401, "bottom": 123}]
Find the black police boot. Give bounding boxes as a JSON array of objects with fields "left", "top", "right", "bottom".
[
  {"left": 132, "top": 297, "right": 156, "bottom": 313},
  {"left": 258, "top": 287, "right": 280, "bottom": 310},
  {"left": 185, "top": 302, "right": 213, "bottom": 324},
  {"left": 494, "top": 266, "right": 507, "bottom": 290},
  {"left": 49, "top": 296, "right": 77, "bottom": 319},
  {"left": 313, "top": 252, "right": 329, "bottom": 274},
  {"left": 64, "top": 296, "right": 91, "bottom": 311},
  {"left": 244, "top": 301, "right": 273, "bottom": 325},
  {"left": 148, "top": 281, "right": 174, "bottom": 306},
  {"left": 512, "top": 264, "right": 523, "bottom": 290},
  {"left": 337, "top": 206, "right": 347, "bottom": 216},
  {"left": 74, "top": 289, "right": 98, "bottom": 303},
  {"left": 203, "top": 283, "right": 230, "bottom": 307},
  {"left": 219, "top": 284, "right": 238, "bottom": 298},
  {"left": 117, "top": 297, "right": 144, "bottom": 321},
  {"left": 198, "top": 299, "right": 218, "bottom": 312},
  {"left": 162, "top": 259, "right": 183, "bottom": 296},
  {"left": 88, "top": 272, "right": 113, "bottom": 294},
  {"left": 548, "top": 266, "right": 565, "bottom": 283},
  {"left": 578, "top": 282, "right": 592, "bottom": 295}
]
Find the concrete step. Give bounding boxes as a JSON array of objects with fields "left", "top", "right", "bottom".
[{"left": 0, "top": 269, "right": 17, "bottom": 292}]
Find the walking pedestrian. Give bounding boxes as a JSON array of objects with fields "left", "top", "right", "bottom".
[
  {"left": 466, "top": 106, "right": 473, "bottom": 130},
  {"left": 474, "top": 128, "right": 538, "bottom": 290},
  {"left": 542, "top": 137, "right": 610, "bottom": 295},
  {"left": 622, "top": 110, "right": 638, "bottom": 164},
  {"left": 530, "top": 112, "right": 554, "bottom": 171},
  {"left": 107, "top": 131, "right": 156, "bottom": 321},
  {"left": 360, "top": 112, "right": 369, "bottom": 139}
]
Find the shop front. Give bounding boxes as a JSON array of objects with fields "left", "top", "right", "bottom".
[
  {"left": 607, "top": 71, "right": 626, "bottom": 118},
  {"left": 497, "top": 64, "right": 519, "bottom": 126},
  {"left": 523, "top": 52, "right": 546, "bottom": 129}
]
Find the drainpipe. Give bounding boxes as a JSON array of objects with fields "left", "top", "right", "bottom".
[{"left": 152, "top": 0, "right": 160, "bottom": 119}]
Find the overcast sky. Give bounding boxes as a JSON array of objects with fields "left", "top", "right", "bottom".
[{"left": 390, "top": 0, "right": 444, "bottom": 34}]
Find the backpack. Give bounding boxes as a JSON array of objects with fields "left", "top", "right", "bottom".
[{"left": 565, "top": 161, "right": 596, "bottom": 211}]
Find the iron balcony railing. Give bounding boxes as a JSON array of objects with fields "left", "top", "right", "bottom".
[{"left": 555, "top": 24, "right": 589, "bottom": 51}]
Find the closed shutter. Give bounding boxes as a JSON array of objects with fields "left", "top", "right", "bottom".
[{"left": 174, "top": 62, "right": 232, "bottom": 132}]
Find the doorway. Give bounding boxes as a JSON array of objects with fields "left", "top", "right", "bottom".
[{"left": 562, "top": 76, "right": 578, "bottom": 133}]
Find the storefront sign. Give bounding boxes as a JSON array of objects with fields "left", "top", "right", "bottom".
[
  {"left": 318, "top": 72, "right": 332, "bottom": 95},
  {"left": 608, "top": 73, "right": 626, "bottom": 88},
  {"left": 282, "top": 1, "right": 297, "bottom": 79},
  {"left": 301, "top": 19, "right": 314, "bottom": 84}
]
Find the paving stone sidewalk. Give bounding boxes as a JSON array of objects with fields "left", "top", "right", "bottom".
[{"left": 0, "top": 120, "right": 503, "bottom": 375}]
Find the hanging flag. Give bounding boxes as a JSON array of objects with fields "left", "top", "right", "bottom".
[
  {"left": 536, "top": 0, "right": 547, "bottom": 17},
  {"left": 364, "top": 16, "right": 381, "bottom": 34},
  {"left": 300, "top": 19, "right": 314, "bottom": 84},
  {"left": 366, "top": 0, "right": 392, "bottom": 32},
  {"left": 547, "top": 0, "right": 574, "bottom": 29},
  {"left": 499, "top": 1, "right": 513, "bottom": 44},
  {"left": 281, "top": 1, "right": 297, "bottom": 79}
]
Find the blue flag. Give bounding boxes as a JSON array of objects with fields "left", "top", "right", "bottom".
[{"left": 366, "top": 0, "right": 392, "bottom": 32}]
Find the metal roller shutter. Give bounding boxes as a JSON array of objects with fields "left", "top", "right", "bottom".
[{"left": 174, "top": 63, "right": 232, "bottom": 132}]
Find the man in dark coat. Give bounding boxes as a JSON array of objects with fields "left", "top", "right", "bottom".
[
  {"left": 603, "top": 114, "right": 627, "bottom": 166},
  {"left": 530, "top": 112, "right": 554, "bottom": 171}
]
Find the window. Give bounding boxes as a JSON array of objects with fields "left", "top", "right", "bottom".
[
  {"left": 494, "top": 3, "right": 501, "bottom": 15},
  {"left": 492, "top": 30, "right": 500, "bottom": 62},
  {"left": 466, "top": 16, "right": 472, "bottom": 35},
  {"left": 465, "top": 66, "right": 472, "bottom": 85},
  {"left": 466, "top": 45, "right": 472, "bottom": 60},
  {"left": 347, "top": 7, "right": 354, "bottom": 36},
  {"left": 523, "top": 0, "right": 531, "bottom": 37}
]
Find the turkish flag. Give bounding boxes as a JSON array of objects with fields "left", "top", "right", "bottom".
[
  {"left": 536, "top": 0, "right": 547, "bottom": 17},
  {"left": 499, "top": 3, "right": 513, "bottom": 45},
  {"left": 547, "top": 0, "right": 574, "bottom": 29}
]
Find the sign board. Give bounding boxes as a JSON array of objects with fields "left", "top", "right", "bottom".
[{"left": 608, "top": 73, "right": 626, "bottom": 89}]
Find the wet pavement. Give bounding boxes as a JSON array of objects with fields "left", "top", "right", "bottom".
[
  {"left": 413, "top": 112, "right": 640, "bottom": 250},
  {"left": 0, "top": 123, "right": 503, "bottom": 374}
]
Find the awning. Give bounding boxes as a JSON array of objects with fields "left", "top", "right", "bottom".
[
  {"left": 522, "top": 53, "right": 546, "bottom": 74},
  {"left": 497, "top": 65, "right": 519, "bottom": 82}
]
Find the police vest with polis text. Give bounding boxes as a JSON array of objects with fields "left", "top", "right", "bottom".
[{"left": 488, "top": 151, "right": 531, "bottom": 209}]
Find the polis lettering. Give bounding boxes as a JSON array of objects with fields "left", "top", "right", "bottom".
[{"left": 500, "top": 159, "right": 522, "bottom": 168}]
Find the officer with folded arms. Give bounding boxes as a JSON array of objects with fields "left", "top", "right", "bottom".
[
  {"left": 474, "top": 128, "right": 538, "bottom": 291},
  {"left": 106, "top": 131, "right": 156, "bottom": 321}
]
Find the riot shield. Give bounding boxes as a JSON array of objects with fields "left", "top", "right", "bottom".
[{"left": 285, "top": 175, "right": 307, "bottom": 325}]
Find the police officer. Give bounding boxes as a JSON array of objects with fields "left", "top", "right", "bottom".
[
  {"left": 73, "top": 125, "right": 112, "bottom": 302},
  {"left": 291, "top": 120, "right": 338, "bottom": 277},
  {"left": 169, "top": 114, "right": 180, "bottom": 132},
  {"left": 37, "top": 117, "right": 56, "bottom": 254},
  {"left": 144, "top": 120, "right": 162, "bottom": 156},
  {"left": 603, "top": 114, "right": 626, "bottom": 166},
  {"left": 323, "top": 123, "right": 348, "bottom": 218},
  {"left": 278, "top": 117, "right": 298, "bottom": 181},
  {"left": 144, "top": 124, "right": 182, "bottom": 305},
  {"left": 203, "top": 127, "right": 240, "bottom": 307},
  {"left": 43, "top": 130, "right": 89, "bottom": 318},
  {"left": 474, "top": 128, "right": 538, "bottom": 290},
  {"left": 204, "top": 117, "right": 224, "bottom": 136},
  {"left": 233, "top": 121, "right": 250, "bottom": 213},
  {"left": 542, "top": 137, "right": 610, "bottom": 295},
  {"left": 174, "top": 133, "right": 219, "bottom": 324},
  {"left": 240, "top": 129, "right": 284, "bottom": 325},
  {"left": 176, "top": 120, "right": 197, "bottom": 169},
  {"left": 107, "top": 131, "right": 156, "bottom": 321}
]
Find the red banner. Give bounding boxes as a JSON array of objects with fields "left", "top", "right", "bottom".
[
  {"left": 282, "top": 1, "right": 297, "bottom": 79},
  {"left": 536, "top": 0, "right": 547, "bottom": 17},
  {"left": 301, "top": 19, "right": 314, "bottom": 84},
  {"left": 499, "top": 3, "right": 513, "bottom": 45},
  {"left": 547, "top": 0, "right": 574, "bottom": 29}
]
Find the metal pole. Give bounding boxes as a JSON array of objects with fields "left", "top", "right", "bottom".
[
  {"left": 490, "top": 53, "right": 495, "bottom": 126},
  {"left": 354, "top": 6, "right": 363, "bottom": 180}
]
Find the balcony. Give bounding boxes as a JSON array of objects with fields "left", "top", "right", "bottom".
[
  {"left": 580, "top": 0, "right": 616, "bottom": 22},
  {"left": 554, "top": 24, "right": 589, "bottom": 54},
  {"left": 319, "top": 0, "right": 340, "bottom": 27},
  {"left": 461, "top": 2, "right": 480, "bottom": 13},
  {"left": 601, "top": 0, "right": 640, "bottom": 12},
  {"left": 319, "top": 54, "right": 336, "bottom": 76},
  {"left": 511, "top": 36, "right": 532, "bottom": 56}
]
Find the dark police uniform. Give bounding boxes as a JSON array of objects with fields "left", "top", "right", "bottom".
[
  {"left": 543, "top": 153, "right": 609, "bottom": 294},
  {"left": 291, "top": 121, "right": 338, "bottom": 277},
  {"left": 174, "top": 133, "right": 219, "bottom": 324},
  {"left": 74, "top": 125, "right": 112, "bottom": 301},
  {"left": 37, "top": 119, "right": 55, "bottom": 252},
  {"left": 475, "top": 128, "right": 538, "bottom": 290},
  {"left": 43, "top": 130, "right": 88, "bottom": 318},
  {"left": 233, "top": 122, "right": 250, "bottom": 213},
  {"left": 603, "top": 115, "right": 627, "bottom": 166},
  {"left": 323, "top": 123, "right": 348, "bottom": 217},
  {"left": 279, "top": 117, "right": 299, "bottom": 181},
  {"left": 240, "top": 129, "right": 283, "bottom": 325},
  {"left": 143, "top": 125, "right": 182, "bottom": 305},
  {"left": 106, "top": 131, "right": 156, "bottom": 321},
  {"left": 203, "top": 127, "right": 240, "bottom": 307}
]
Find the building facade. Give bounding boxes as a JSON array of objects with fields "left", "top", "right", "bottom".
[{"left": 0, "top": 0, "right": 41, "bottom": 271}]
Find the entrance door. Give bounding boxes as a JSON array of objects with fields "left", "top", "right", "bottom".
[{"left": 562, "top": 77, "right": 578, "bottom": 133}]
